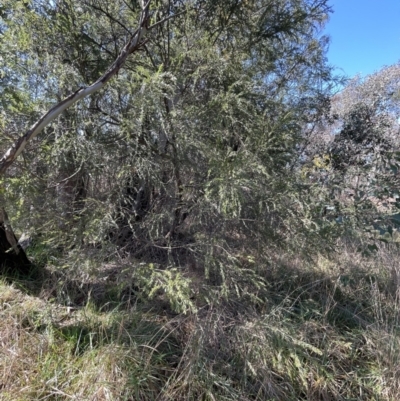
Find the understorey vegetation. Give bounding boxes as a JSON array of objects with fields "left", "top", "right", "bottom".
[{"left": 1, "top": 0, "right": 400, "bottom": 399}]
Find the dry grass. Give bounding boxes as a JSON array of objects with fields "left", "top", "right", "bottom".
[{"left": 1, "top": 241, "right": 400, "bottom": 400}]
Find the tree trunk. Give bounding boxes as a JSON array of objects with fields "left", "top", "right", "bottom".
[
  {"left": 0, "top": 208, "right": 32, "bottom": 275},
  {"left": 0, "top": 2, "right": 171, "bottom": 275}
]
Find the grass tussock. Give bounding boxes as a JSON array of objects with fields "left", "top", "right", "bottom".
[{"left": 1, "top": 242, "right": 400, "bottom": 400}]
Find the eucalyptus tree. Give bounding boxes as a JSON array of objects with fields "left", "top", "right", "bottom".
[
  {"left": 303, "top": 63, "right": 400, "bottom": 235},
  {"left": 0, "top": 0, "right": 335, "bottom": 277},
  {"left": 0, "top": 0, "right": 164, "bottom": 270}
]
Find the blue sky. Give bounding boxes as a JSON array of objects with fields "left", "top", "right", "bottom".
[{"left": 324, "top": 0, "right": 400, "bottom": 78}]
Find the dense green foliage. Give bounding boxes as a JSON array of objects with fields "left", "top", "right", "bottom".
[
  {"left": 1, "top": 0, "right": 338, "bottom": 268},
  {"left": 1, "top": 0, "right": 400, "bottom": 399}
]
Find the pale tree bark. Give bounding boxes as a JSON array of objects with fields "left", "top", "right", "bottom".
[
  {"left": 0, "top": 2, "right": 150, "bottom": 175},
  {"left": 0, "top": 1, "right": 176, "bottom": 274}
]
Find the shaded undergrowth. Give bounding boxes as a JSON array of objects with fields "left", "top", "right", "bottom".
[{"left": 1, "top": 242, "right": 400, "bottom": 400}]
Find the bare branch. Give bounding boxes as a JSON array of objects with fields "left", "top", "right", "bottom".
[
  {"left": 89, "top": 3, "right": 132, "bottom": 34},
  {"left": 148, "top": 11, "right": 186, "bottom": 31}
]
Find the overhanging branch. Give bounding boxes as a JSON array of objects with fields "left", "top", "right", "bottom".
[{"left": 0, "top": 1, "right": 152, "bottom": 176}]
